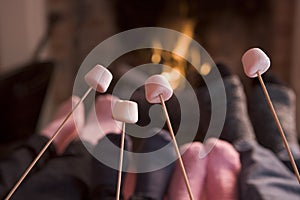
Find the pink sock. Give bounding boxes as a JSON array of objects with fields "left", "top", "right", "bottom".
[
  {"left": 123, "top": 173, "right": 136, "bottom": 200},
  {"left": 40, "top": 96, "right": 85, "bottom": 154},
  {"left": 81, "top": 94, "right": 122, "bottom": 146},
  {"left": 167, "top": 142, "right": 207, "bottom": 200},
  {"left": 205, "top": 138, "right": 241, "bottom": 200}
]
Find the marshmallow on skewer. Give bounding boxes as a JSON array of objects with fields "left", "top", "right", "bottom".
[
  {"left": 85, "top": 64, "right": 113, "bottom": 92},
  {"left": 241, "top": 48, "right": 270, "bottom": 78},
  {"left": 144, "top": 74, "right": 194, "bottom": 200},
  {"left": 112, "top": 99, "right": 138, "bottom": 200},
  {"left": 241, "top": 47, "right": 300, "bottom": 184},
  {"left": 145, "top": 75, "right": 173, "bottom": 103},
  {"left": 5, "top": 64, "right": 114, "bottom": 200},
  {"left": 112, "top": 100, "right": 138, "bottom": 124}
]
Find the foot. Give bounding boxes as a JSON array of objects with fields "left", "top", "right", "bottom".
[
  {"left": 91, "top": 133, "right": 132, "bottom": 199},
  {"left": 205, "top": 138, "right": 241, "bottom": 200},
  {"left": 249, "top": 73, "right": 300, "bottom": 155},
  {"left": 198, "top": 63, "right": 255, "bottom": 144},
  {"left": 40, "top": 96, "right": 85, "bottom": 154},
  {"left": 81, "top": 94, "right": 122, "bottom": 146},
  {"left": 132, "top": 129, "right": 176, "bottom": 200},
  {"left": 167, "top": 142, "right": 207, "bottom": 200}
]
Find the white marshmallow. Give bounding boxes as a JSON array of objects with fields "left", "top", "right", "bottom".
[
  {"left": 242, "top": 48, "right": 271, "bottom": 78},
  {"left": 112, "top": 100, "right": 138, "bottom": 124},
  {"left": 145, "top": 75, "right": 173, "bottom": 103},
  {"left": 84, "top": 64, "right": 113, "bottom": 92}
]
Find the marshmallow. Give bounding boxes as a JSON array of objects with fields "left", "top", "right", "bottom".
[
  {"left": 145, "top": 75, "right": 173, "bottom": 103},
  {"left": 242, "top": 48, "right": 271, "bottom": 78},
  {"left": 112, "top": 100, "right": 138, "bottom": 124},
  {"left": 84, "top": 64, "right": 113, "bottom": 92}
]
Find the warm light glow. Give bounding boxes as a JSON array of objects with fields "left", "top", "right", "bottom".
[
  {"left": 151, "top": 39, "right": 162, "bottom": 64},
  {"left": 200, "top": 63, "right": 212, "bottom": 76},
  {"left": 152, "top": 39, "right": 162, "bottom": 49},
  {"left": 191, "top": 46, "right": 201, "bottom": 69},
  {"left": 151, "top": 53, "right": 161, "bottom": 64}
]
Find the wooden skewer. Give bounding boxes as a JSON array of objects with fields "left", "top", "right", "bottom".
[
  {"left": 5, "top": 87, "right": 93, "bottom": 200},
  {"left": 257, "top": 72, "right": 300, "bottom": 184},
  {"left": 116, "top": 122, "right": 126, "bottom": 200},
  {"left": 159, "top": 94, "right": 194, "bottom": 200}
]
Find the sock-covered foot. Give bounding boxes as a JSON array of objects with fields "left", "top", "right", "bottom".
[
  {"left": 81, "top": 94, "right": 122, "bottom": 146},
  {"left": 198, "top": 63, "right": 255, "bottom": 144},
  {"left": 131, "top": 129, "right": 176, "bottom": 200},
  {"left": 40, "top": 96, "right": 85, "bottom": 154},
  {"left": 249, "top": 73, "right": 300, "bottom": 155},
  {"left": 167, "top": 142, "right": 207, "bottom": 200},
  {"left": 205, "top": 138, "right": 241, "bottom": 200},
  {"left": 91, "top": 133, "right": 131, "bottom": 199}
]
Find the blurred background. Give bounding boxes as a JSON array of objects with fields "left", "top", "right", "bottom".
[{"left": 1, "top": 0, "right": 300, "bottom": 152}]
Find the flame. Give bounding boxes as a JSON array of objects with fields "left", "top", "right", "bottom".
[
  {"left": 161, "top": 66, "right": 185, "bottom": 90},
  {"left": 151, "top": 19, "right": 197, "bottom": 90},
  {"left": 173, "top": 19, "right": 195, "bottom": 59}
]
